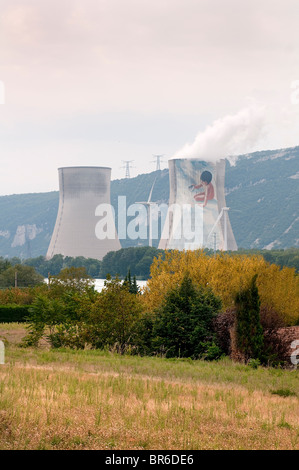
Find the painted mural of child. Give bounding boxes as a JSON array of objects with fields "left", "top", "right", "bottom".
[{"left": 189, "top": 170, "right": 215, "bottom": 207}]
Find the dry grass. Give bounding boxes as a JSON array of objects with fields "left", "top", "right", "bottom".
[
  {"left": 0, "top": 323, "right": 28, "bottom": 346},
  {"left": 0, "top": 324, "right": 299, "bottom": 450}
]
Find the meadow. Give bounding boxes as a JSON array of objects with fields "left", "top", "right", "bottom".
[{"left": 0, "top": 323, "right": 298, "bottom": 450}]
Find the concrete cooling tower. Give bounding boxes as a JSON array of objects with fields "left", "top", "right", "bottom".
[
  {"left": 158, "top": 158, "right": 238, "bottom": 251},
  {"left": 47, "top": 167, "right": 121, "bottom": 260}
]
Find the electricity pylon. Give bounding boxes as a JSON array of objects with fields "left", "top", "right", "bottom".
[
  {"left": 207, "top": 207, "right": 230, "bottom": 251},
  {"left": 121, "top": 160, "right": 135, "bottom": 178},
  {"left": 151, "top": 155, "right": 165, "bottom": 171}
]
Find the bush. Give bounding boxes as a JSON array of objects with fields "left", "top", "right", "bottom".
[
  {"left": 214, "top": 304, "right": 295, "bottom": 367},
  {"left": 235, "top": 274, "right": 264, "bottom": 362},
  {"left": 200, "top": 341, "right": 224, "bottom": 361},
  {"left": 151, "top": 274, "right": 222, "bottom": 359},
  {"left": 247, "top": 358, "right": 261, "bottom": 369},
  {"left": 22, "top": 289, "right": 92, "bottom": 348},
  {"left": 270, "top": 388, "right": 297, "bottom": 398},
  {"left": 21, "top": 295, "right": 67, "bottom": 346},
  {"left": 133, "top": 313, "right": 155, "bottom": 356},
  {"left": 260, "top": 305, "right": 290, "bottom": 366},
  {"left": 1, "top": 285, "right": 51, "bottom": 305},
  {"left": 213, "top": 307, "right": 236, "bottom": 356},
  {"left": 47, "top": 324, "right": 87, "bottom": 349},
  {"left": 86, "top": 277, "right": 144, "bottom": 352},
  {"left": 0, "top": 304, "right": 31, "bottom": 323}
]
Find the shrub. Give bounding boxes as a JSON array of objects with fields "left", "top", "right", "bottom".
[
  {"left": 0, "top": 304, "right": 31, "bottom": 323},
  {"left": 0, "top": 286, "right": 49, "bottom": 306},
  {"left": 214, "top": 304, "right": 295, "bottom": 366},
  {"left": 47, "top": 324, "right": 86, "bottom": 349},
  {"left": 235, "top": 274, "right": 264, "bottom": 363},
  {"left": 21, "top": 295, "right": 67, "bottom": 347},
  {"left": 247, "top": 358, "right": 261, "bottom": 369},
  {"left": 213, "top": 307, "right": 236, "bottom": 356},
  {"left": 151, "top": 274, "right": 222, "bottom": 359},
  {"left": 260, "top": 305, "right": 290, "bottom": 366},
  {"left": 85, "top": 277, "right": 144, "bottom": 353},
  {"left": 201, "top": 341, "right": 224, "bottom": 361},
  {"left": 133, "top": 313, "right": 155, "bottom": 356},
  {"left": 270, "top": 388, "right": 297, "bottom": 398}
]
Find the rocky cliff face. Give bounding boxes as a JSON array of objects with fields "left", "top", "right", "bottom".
[
  {"left": 11, "top": 225, "right": 43, "bottom": 249},
  {"left": 0, "top": 192, "right": 59, "bottom": 259}
]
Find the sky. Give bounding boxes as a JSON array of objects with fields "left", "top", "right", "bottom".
[{"left": 1, "top": 0, "right": 299, "bottom": 195}]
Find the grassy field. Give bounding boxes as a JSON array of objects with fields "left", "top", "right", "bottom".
[{"left": 0, "top": 323, "right": 298, "bottom": 450}]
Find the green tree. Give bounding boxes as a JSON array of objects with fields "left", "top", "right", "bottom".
[
  {"left": 99, "top": 247, "right": 165, "bottom": 278},
  {"left": 22, "top": 294, "right": 66, "bottom": 346},
  {"left": 235, "top": 274, "right": 264, "bottom": 362},
  {"left": 123, "top": 269, "right": 140, "bottom": 294},
  {"left": 22, "top": 267, "right": 97, "bottom": 348},
  {"left": 22, "top": 292, "right": 89, "bottom": 349},
  {"left": 0, "top": 258, "right": 11, "bottom": 274},
  {"left": 49, "top": 266, "right": 94, "bottom": 295},
  {"left": 152, "top": 274, "right": 222, "bottom": 358},
  {"left": 43, "top": 254, "right": 64, "bottom": 276},
  {"left": 0, "top": 264, "right": 44, "bottom": 288},
  {"left": 86, "top": 277, "right": 144, "bottom": 353}
]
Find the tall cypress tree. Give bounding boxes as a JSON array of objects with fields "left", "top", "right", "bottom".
[
  {"left": 123, "top": 269, "right": 139, "bottom": 295},
  {"left": 235, "top": 274, "right": 264, "bottom": 362}
]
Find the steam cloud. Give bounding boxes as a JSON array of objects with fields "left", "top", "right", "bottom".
[{"left": 173, "top": 105, "right": 266, "bottom": 165}]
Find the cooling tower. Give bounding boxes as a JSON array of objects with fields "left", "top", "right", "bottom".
[
  {"left": 158, "top": 158, "right": 238, "bottom": 251},
  {"left": 47, "top": 166, "right": 121, "bottom": 260}
]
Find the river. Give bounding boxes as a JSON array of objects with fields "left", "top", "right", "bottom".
[
  {"left": 44, "top": 279, "right": 148, "bottom": 292},
  {"left": 93, "top": 279, "right": 148, "bottom": 292}
]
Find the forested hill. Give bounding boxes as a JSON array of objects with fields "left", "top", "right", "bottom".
[{"left": 0, "top": 145, "right": 298, "bottom": 258}]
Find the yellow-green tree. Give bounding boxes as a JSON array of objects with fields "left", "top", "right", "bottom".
[{"left": 142, "top": 250, "right": 299, "bottom": 325}]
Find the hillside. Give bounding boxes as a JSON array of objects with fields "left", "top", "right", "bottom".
[
  {"left": 225, "top": 146, "right": 299, "bottom": 250},
  {"left": 0, "top": 146, "right": 298, "bottom": 258},
  {"left": 0, "top": 192, "right": 59, "bottom": 259}
]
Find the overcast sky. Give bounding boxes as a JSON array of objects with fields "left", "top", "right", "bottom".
[{"left": 1, "top": 0, "right": 299, "bottom": 195}]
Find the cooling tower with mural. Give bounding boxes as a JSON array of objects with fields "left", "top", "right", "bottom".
[
  {"left": 47, "top": 166, "right": 121, "bottom": 261},
  {"left": 158, "top": 158, "right": 238, "bottom": 251}
]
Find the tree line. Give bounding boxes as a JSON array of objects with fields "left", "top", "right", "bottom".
[
  {"left": 17, "top": 264, "right": 296, "bottom": 367},
  {"left": 0, "top": 249, "right": 297, "bottom": 368},
  {"left": 0, "top": 246, "right": 298, "bottom": 285}
]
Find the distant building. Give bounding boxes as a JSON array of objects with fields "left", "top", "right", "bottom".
[
  {"left": 158, "top": 158, "right": 238, "bottom": 251},
  {"left": 47, "top": 166, "right": 121, "bottom": 260}
]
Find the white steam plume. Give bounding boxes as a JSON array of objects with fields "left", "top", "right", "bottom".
[{"left": 173, "top": 105, "right": 266, "bottom": 165}]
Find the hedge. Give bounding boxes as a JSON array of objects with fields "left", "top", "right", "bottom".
[{"left": 0, "top": 304, "right": 31, "bottom": 323}]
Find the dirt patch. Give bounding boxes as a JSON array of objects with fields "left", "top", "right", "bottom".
[{"left": 0, "top": 326, "right": 27, "bottom": 346}]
